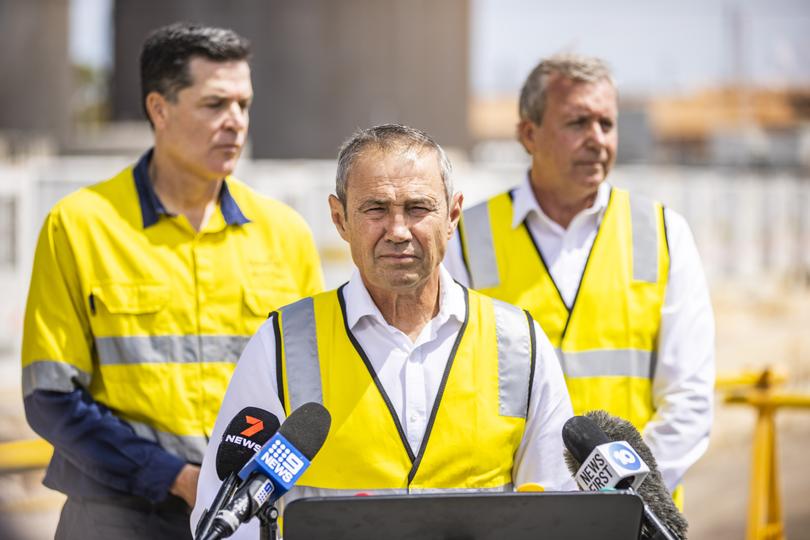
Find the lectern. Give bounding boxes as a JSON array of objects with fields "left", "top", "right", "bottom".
[{"left": 283, "top": 491, "right": 644, "bottom": 540}]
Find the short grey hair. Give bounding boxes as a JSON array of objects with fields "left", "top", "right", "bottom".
[
  {"left": 518, "top": 53, "right": 615, "bottom": 125},
  {"left": 335, "top": 124, "right": 453, "bottom": 208}
]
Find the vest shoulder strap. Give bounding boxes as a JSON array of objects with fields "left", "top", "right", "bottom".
[
  {"left": 460, "top": 195, "right": 505, "bottom": 289},
  {"left": 626, "top": 191, "right": 664, "bottom": 283},
  {"left": 488, "top": 295, "right": 536, "bottom": 419},
  {"left": 277, "top": 295, "right": 322, "bottom": 412}
]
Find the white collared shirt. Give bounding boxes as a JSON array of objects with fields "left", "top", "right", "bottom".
[
  {"left": 444, "top": 175, "right": 715, "bottom": 491},
  {"left": 191, "top": 265, "right": 575, "bottom": 538}
]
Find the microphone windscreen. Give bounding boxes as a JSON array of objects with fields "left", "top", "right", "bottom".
[
  {"left": 279, "top": 402, "right": 331, "bottom": 460},
  {"left": 216, "top": 407, "right": 280, "bottom": 480},
  {"left": 583, "top": 410, "right": 688, "bottom": 539}
]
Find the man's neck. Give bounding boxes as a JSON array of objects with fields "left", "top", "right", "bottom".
[
  {"left": 529, "top": 175, "right": 599, "bottom": 230},
  {"left": 149, "top": 148, "right": 222, "bottom": 231},
  {"left": 364, "top": 273, "right": 441, "bottom": 342}
]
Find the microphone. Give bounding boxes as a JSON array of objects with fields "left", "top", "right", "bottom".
[
  {"left": 202, "top": 402, "right": 331, "bottom": 540},
  {"left": 562, "top": 411, "right": 688, "bottom": 540},
  {"left": 562, "top": 415, "right": 650, "bottom": 492},
  {"left": 195, "top": 408, "right": 280, "bottom": 540}
]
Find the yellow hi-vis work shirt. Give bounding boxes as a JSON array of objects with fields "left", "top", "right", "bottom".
[
  {"left": 22, "top": 162, "right": 324, "bottom": 463},
  {"left": 273, "top": 286, "right": 536, "bottom": 492},
  {"left": 458, "top": 187, "right": 669, "bottom": 430}
]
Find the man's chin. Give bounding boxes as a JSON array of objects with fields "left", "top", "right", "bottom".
[
  {"left": 375, "top": 269, "right": 429, "bottom": 291},
  {"left": 576, "top": 173, "right": 607, "bottom": 189},
  {"left": 207, "top": 161, "right": 238, "bottom": 179}
]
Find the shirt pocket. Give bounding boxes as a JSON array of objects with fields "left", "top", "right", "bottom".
[
  {"left": 89, "top": 281, "right": 170, "bottom": 337},
  {"left": 242, "top": 284, "right": 302, "bottom": 334}
]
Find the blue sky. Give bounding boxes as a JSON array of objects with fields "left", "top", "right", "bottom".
[{"left": 70, "top": 0, "right": 810, "bottom": 96}]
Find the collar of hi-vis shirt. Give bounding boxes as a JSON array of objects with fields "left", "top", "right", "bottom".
[
  {"left": 343, "top": 264, "right": 466, "bottom": 346},
  {"left": 510, "top": 171, "right": 611, "bottom": 235},
  {"left": 133, "top": 148, "right": 250, "bottom": 229}
]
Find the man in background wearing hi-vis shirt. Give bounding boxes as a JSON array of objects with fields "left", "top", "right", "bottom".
[
  {"left": 193, "top": 124, "right": 575, "bottom": 538},
  {"left": 444, "top": 54, "right": 715, "bottom": 507},
  {"left": 21, "top": 23, "right": 323, "bottom": 539}
]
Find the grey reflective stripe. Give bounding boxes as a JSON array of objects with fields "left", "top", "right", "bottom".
[
  {"left": 128, "top": 420, "right": 207, "bottom": 463},
  {"left": 22, "top": 360, "right": 91, "bottom": 397},
  {"left": 280, "top": 297, "right": 323, "bottom": 410},
  {"left": 557, "top": 349, "right": 656, "bottom": 379},
  {"left": 630, "top": 194, "right": 659, "bottom": 283},
  {"left": 493, "top": 300, "right": 531, "bottom": 418},
  {"left": 94, "top": 335, "right": 249, "bottom": 365},
  {"left": 462, "top": 202, "right": 500, "bottom": 289}
]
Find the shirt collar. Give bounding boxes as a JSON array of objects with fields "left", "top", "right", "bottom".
[
  {"left": 510, "top": 170, "right": 612, "bottom": 230},
  {"left": 343, "top": 265, "right": 466, "bottom": 332},
  {"left": 132, "top": 148, "right": 251, "bottom": 229}
]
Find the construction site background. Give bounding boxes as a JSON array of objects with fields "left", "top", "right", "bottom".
[{"left": 1, "top": 0, "right": 809, "bottom": 537}]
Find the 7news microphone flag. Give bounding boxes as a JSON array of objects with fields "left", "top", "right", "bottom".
[
  {"left": 200, "top": 402, "right": 331, "bottom": 540},
  {"left": 196, "top": 407, "right": 280, "bottom": 540}
]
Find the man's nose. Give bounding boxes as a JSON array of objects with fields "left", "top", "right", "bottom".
[
  {"left": 585, "top": 120, "right": 607, "bottom": 148},
  {"left": 386, "top": 210, "right": 412, "bottom": 243},
  {"left": 223, "top": 102, "right": 249, "bottom": 131}
]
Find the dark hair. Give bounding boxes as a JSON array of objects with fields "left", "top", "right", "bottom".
[{"left": 140, "top": 22, "right": 251, "bottom": 125}]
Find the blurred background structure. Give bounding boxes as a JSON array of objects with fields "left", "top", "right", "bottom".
[{"left": 0, "top": 0, "right": 809, "bottom": 538}]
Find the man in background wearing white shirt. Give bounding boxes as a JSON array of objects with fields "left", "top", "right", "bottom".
[
  {"left": 192, "top": 124, "right": 574, "bottom": 537},
  {"left": 444, "top": 54, "right": 715, "bottom": 508}
]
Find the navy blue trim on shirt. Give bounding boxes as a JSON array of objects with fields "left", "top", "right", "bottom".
[
  {"left": 133, "top": 148, "right": 251, "bottom": 228},
  {"left": 218, "top": 181, "right": 251, "bottom": 225}
]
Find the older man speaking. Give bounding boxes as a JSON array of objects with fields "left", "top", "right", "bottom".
[{"left": 192, "top": 124, "right": 574, "bottom": 537}]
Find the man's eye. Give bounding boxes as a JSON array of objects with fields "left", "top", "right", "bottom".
[
  {"left": 409, "top": 206, "right": 431, "bottom": 215},
  {"left": 364, "top": 207, "right": 385, "bottom": 215},
  {"left": 600, "top": 120, "right": 614, "bottom": 132},
  {"left": 206, "top": 101, "right": 224, "bottom": 109}
]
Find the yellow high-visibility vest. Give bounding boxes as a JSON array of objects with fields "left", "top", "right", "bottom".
[
  {"left": 458, "top": 187, "right": 669, "bottom": 430},
  {"left": 274, "top": 286, "right": 535, "bottom": 492}
]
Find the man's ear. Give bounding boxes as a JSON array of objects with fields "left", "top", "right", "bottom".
[
  {"left": 447, "top": 192, "right": 463, "bottom": 239},
  {"left": 516, "top": 119, "right": 537, "bottom": 154},
  {"left": 145, "top": 92, "right": 169, "bottom": 130},
  {"left": 328, "top": 194, "right": 350, "bottom": 242}
]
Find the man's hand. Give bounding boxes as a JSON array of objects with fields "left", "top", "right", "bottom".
[{"left": 170, "top": 464, "right": 201, "bottom": 508}]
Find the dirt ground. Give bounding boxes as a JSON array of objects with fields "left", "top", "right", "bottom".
[{"left": 1, "top": 283, "right": 809, "bottom": 539}]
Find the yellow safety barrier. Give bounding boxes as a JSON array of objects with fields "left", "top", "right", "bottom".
[
  {"left": 0, "top": 438, "right": 52, "bottom": 473},
  {"left": 721, "top": 367, "right": 810, "bottom": 540}
]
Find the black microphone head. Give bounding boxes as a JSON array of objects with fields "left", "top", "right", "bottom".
[
  {"left": 562, "top": 414, "right": 610, "bottom": 467},
  {"left": 279, "top": 402, "right": 331, "bottom": 460},
  {"left": 216, "top": 407, "right": 280, "bottom": 479},
  {"left": 583, "top": 410, "right": 688, "bottom": 539}
]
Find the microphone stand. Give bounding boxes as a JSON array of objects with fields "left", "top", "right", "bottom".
[{"left": 257, "top": 504, "right": 279, "bottom": 540}]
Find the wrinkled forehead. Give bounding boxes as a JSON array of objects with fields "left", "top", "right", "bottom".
[
  {"left": 346, "top": 146, "right": 444, "bottom": 200},
  {"left": 550, "top": 71, "right": 616, "bottom": 95},
  {"left": 547, "top": 75, "right": 617, "bottom": 113}
]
